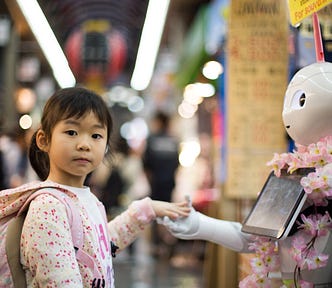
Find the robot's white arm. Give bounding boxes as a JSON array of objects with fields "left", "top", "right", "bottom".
[{"left": 158, "top": 208, "right": 253, "bottom": 253}]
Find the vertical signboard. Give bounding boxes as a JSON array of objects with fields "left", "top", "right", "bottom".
[{"left": 225, "top": 0, "right": 288, "bottom": 198}]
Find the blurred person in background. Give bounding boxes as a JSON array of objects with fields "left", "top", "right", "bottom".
[
  {"left": 143, "top": 111, "right": 180, "bottom": 257},
  {"left": 87, "top": 138, "right": 128, "bottom": 219},
  {"left": 0, "top": 128, "right": 38, "bottom": 188}
]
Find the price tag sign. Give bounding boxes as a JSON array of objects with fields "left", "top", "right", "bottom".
[{"left": 288, "top": 0, "right": 332, "bottom": 25}]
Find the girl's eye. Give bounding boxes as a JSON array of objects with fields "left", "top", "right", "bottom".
[
  {"left": 92, "top": 134, "right": 103, "bottom": 139},
  {"left": 66, "top": 130, "right": 77, "bottom": 136}
]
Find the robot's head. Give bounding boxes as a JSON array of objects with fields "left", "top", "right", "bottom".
[{"left": 282, "top": 62, "right": 332, "bottom": 146}]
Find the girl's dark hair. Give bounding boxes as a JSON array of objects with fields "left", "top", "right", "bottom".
[{"left": 29, "top": 87, "right": 113, "bottom": 180}]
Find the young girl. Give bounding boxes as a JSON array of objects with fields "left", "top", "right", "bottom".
[{"left": 21, "top": 87, "right": 190, "bottom": 287}]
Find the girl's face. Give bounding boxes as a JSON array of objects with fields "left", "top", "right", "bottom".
[{"left": 38, "top": 111, "right": 108, "bottom": 187}]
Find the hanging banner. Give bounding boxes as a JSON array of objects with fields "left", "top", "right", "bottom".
[
  {"left": 225, "top": 0, "right": 288, "bottom": 198},
  {"left": 288, "top": 0, "right": 332, "bottom": 26}
]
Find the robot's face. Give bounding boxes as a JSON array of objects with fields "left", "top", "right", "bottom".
[{"left": 282, "top": 62, "right": 332, "bottom": 146}]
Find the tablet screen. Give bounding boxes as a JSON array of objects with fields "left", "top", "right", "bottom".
[{"left": 241, "top": 168, "right": 314, "bottom": 239}]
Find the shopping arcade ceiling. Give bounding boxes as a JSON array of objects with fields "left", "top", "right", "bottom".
[{"left": 2, "top": 0, "right": 211, "bottom": 88}]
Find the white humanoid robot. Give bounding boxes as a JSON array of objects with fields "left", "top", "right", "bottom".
[{"left": 160, "top": 62, "right": 332, "bottom": 287}]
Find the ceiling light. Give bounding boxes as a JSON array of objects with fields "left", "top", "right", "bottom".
[
  {"left": 130, "top": 0, "right": 170, "bottom": 91},
  {"left": 16, "top": 0, "right": 76, "bottom": 88}
]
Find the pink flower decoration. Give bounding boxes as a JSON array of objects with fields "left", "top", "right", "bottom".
[
  {"left": 250, "top": 257, "right": 267, "bottom": 275},
  {"left": 295, "top": 143, "right": 309, "bottom": 154},
  {"left": 306, "top": 250, "right": 329, "bottom": 270},
  {"left": 266, "top": 153, "right": 289, "bottom": 177},
  {"left": 298, "top": 212, "right": 332, "bottom": 237},
  {"left": 239, "top": 274, "right": 273, "bottom": 288},
  {"left": 246, "top": 136, "right": 332, "bottom": 288},
  {"left": 301, "top": 171, "right": 330, "bottom": 205},
  {"left": 299, "top": 280, "right": 314, "bottom": 288}
]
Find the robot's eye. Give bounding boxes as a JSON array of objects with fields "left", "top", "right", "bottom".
[
  {"left": 299, "top": 93, "right": 306, "bottom": 106},
  {"left": 291, "top": 90, "right": 306, "bottom": 109}
]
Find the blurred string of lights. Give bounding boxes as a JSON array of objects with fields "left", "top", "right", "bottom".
[
  {"left": 176, "top": 60, "right": 223, "bottom": 167},
  {"left": 106, "top": 85, "right": 144, "bottom": 113},
  {"left": 108, "top": 58, "right": 223, "bottom": 167},
  {"left": 177, "top": 60, "right": 223, "bottom": 119}
]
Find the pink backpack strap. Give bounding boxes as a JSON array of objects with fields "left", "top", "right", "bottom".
[{"left": 20, "top": 188, "right": 102, "bottom": 280}]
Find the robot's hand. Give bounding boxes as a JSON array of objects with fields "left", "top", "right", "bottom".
[
  {"left": 157, "top": 195, "right": 201, "bottom": 239},
  {"left": 158, "top": 196, "right": 252, "bottom": 252},
  {"left": 157, "top": 207, "right": 200, "bottom": 239}
]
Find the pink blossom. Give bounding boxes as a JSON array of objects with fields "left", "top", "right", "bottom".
[
  {"left": 317, "top": 143, "right": 332, "bottom": 164},
  {"left": 248, "top": 237, "right": 279, "bottom": 281},
  {"left": 266, "top": 153, "right": 288, "bottom": 176},
  {"left": 291, "top": 235, "right": 306, "bottom": 251},
  {"left": 318, "top": 212, "right": 332, "bottom": 232},
  {"left": 319, "top": 136, "right": 332, "bottom": 156},
  {"left": 239, "top": 275, "right": 257, "bottom": 288},
  {"left": 307, "top": 193, "right": 329, "bottom": 206},
  {"left": 263, "top": 254, "right": 280, "bottom": 271},
  {"left": 249, "top": 237, "right": 276, "bottom": 256},
  {"left": 319, "top": 164, "right": 332, "bottom": 196},
  {"left": 301, "top": 172, "right": 325, "bottom": 192},
  {"left": 299, "top": 280, "right": 314, "bottom": 288},
  {"left": 291, "top": 234, "right": 329, "bottom": 270},
  {"left": 285, "top": 153, "right": 303, "bottom": 172},
  {"left": 250, "top": 257, "right": 267, "bottom": 275},
  {"left": 295, "top": 143, "right": 309, "bottom": 153},
  {"left": 306, "top": 249, "right": 329, "bottom": 270},
  {"left": 298, "top": 212, "right": 332, "bottom": 237},
  {"left": 239, "top": 274, "right": 272, "bottom": 288},
  {"left": 291, "top": 236, "right": 307, "bottom": 264},
  {"left": 300, "top": 172, "right": 328, "bottom": 205},
  {"left": 307, "top": 142, "right": 320, "bottom": 153}
]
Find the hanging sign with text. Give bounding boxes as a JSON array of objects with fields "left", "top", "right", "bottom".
[
  {"left": 288, "top": 0, "right": 332, "bottom": 25},
  {"left": 225, "top": 0, "right": 288, "bottom": 198}
]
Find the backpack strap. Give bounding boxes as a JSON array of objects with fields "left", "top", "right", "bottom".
[
  {"left": 6, "top": 187, "right": 102, "bottom": 287},
  {"left": 6, "top": 213, "right": 27, "bottom": 288},
  {"left": 5, "top": 186, "right": 62, "bottom": 288}
]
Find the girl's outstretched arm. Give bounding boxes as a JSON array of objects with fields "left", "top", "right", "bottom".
[
  {"left": 107, "top": 198, "right": 190, "bottom": 251},
  {"left": 150, "top": 200, "right": 190, "bottom": 220}
]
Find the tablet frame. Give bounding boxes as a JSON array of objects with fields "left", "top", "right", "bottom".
[{"left": 241, "top": 168, "right": 315, "bottom": 240}]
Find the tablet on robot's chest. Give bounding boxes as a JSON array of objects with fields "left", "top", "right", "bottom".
[{"left": 241, "top": 168, "right": 315, "bottom": 240}]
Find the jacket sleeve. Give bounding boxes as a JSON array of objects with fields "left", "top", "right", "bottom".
[
  {"left": 21, "top": 194, "right": 83, "bottom": 287},
  {"left": 107, "top": 197, "right": 156, "bottom": 250}
]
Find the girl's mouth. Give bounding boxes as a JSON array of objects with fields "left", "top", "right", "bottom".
[{"left": 75, "top": 158, "right": 91, "bottom": 164}]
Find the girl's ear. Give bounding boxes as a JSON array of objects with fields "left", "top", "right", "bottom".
[{"left": 36, "top": 129, "right": 49, "bottom": 152}]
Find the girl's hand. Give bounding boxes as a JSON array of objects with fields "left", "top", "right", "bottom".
[{"left": 150, "top": 200, "right": 191, "bottom": 220}]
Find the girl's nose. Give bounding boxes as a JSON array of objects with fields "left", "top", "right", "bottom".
[
  {"left": 77, "top": 138, "right": 91, "bottom": 151},
  {"left": 78, "top": 144, "right": 90, "bottom": 151}
]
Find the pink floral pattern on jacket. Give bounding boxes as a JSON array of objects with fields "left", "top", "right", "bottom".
[{"left": 12, "top": 183, "right": 156, "bottom": 287}]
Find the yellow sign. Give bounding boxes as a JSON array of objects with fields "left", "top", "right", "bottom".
[{"left": 288, "top": 0, "right": 332, "bottom": 25}]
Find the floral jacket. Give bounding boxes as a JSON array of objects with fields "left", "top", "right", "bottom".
[{"left": 9, "top": 182, "right": 156, "bottom": 288}]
